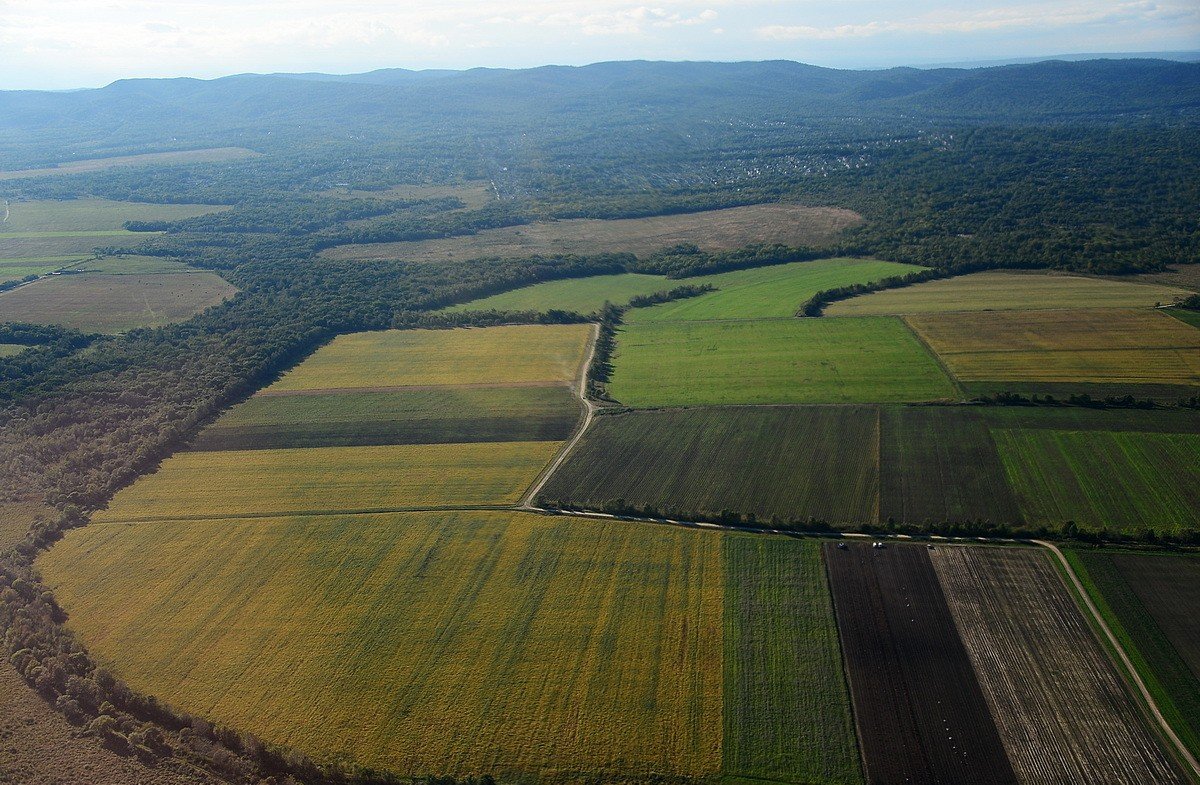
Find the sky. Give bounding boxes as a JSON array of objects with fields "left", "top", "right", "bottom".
[{"left": 0, "top": 0, "right": 1197, "bottom": 90}]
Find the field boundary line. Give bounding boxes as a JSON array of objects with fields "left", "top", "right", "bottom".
[
  {"left": 519, "top": 322, "right": 600, "bottom": 508},
  {"left": 1036, "top": 538, "right": 1200, "bottom": 782},
  {"left": 899, "top": 315, "right": 966, "bottom": 398}
]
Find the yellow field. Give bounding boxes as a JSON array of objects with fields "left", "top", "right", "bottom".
[
  {"left": 94, "top": 442, "right": 561, "bottom": 521},
  {"left": 268, "top": 325, "right": 591, "bottom": 391},
  {"left": 39, "top": 510, "right": 724, "bottom": 779},
  {"left": 826, "top": 271, "right": 1190, "bottom": 316},
  {"left": 322, "top": 203, "right": 862, "bottom": 263},
  {"left": 908, "top": 308, "right": 1200, "bottom": 385}
]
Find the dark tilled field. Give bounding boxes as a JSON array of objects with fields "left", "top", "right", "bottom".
[
  {"left": 1113, "top": 553, "right": 1200, "bottom": 680},
  {"left": 879, "top": 407, "right": 1022, "bottom": 526},
  {"left": 823, "top": 542, "right": 1017, "bottom": 785}
]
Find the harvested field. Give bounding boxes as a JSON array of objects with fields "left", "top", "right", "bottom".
[
  {"left": 931, "top": 546, "right": 1186, "bottom": 784},
  {"left": 608, "top": 317, "right": 958, "bottom": 406},
  {"left": 321, "top": 203, "right": 862, "bottom": 262},
  {"left": 624, "top": 259, "right": 923, "bottom": 322},
  {"left": 0, "top": 147, "right": 257, "bottom": 179},
  {"left": 1123, "top": 265, "right": 1200, "bottom": 293},
  {"left": 826, "top": 271, "right": 1189, "bottom": 315},
  {"left": 192, "top": 386, "right": 581, "bottom": 450},
  {"left": 541, "top": 406, "right": 879, "bottom": 524},
  {"left": 269, "top": 324, "right": 590, "bottom": 391},
  {"left": 39, "top": 510, "right": 723, "bottom": 780},
  {"left": 978, "top": 406, "right": 1200, "bottom": 434},
  {"left": 93, "top": 441, "right": 562, "bottom": 521},
  {"left": 907, "top": 308, "right": 1200, "bottom": 386},
  {"left": 0, "top": 232, "right": 145, "bottom": 259},
  {"left": 993, "top": 429, "right": 1200, "bottom": 535},
  {"left": 823, "top": 542, "right": 1017, "bottom": 785},
  {"left": 879, "top": 407, "right": 1022, "bottom": 526},
  {"left": 724, "top": 537, "right": 862, "bottom": 783},
  {"left": 1068, "top": 550, "right": 1200, "bottom": 759},
  {"left": 0, "top": 661, "right": 218, "bottom": 785},
  {"left": 0, "top": 272, "right": 237, "bottom": 332}
]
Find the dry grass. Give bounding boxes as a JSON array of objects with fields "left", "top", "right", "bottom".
[
  {"left": 827, "top": 271, "right": 1190, "bottom": 316},
  {"left": 0, "top": 272, "right": 237, "bottom": 333},
  {"left": 40, "top": 510, "right": 724, "bottom": 780},
  {"left": 268, "top": 325, "right": 591, "bottom": 391},
  {"left": 907, "top": 308, "right": 1200, "bottom": 385},
  {"left": 0, "top": 148, "right": 258, "bottom": 180},
  {"left": 0, "top": 499, "right": 54, "bottom": 549},
  {"left": 93, "top": 441, "right": 562, "bottom": 521},
  {"left": 322, "top": 204, "right": 862, "bottom": 263}
]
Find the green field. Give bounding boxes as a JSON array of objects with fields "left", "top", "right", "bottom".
[
  {"left": 994, "top": 428, "right": 1200, "bottom": 535},
  {"left": 723, "top": 537, "right": 862, "bottom": 783},
  {"left": 94, "top": 441, "right": 562, "bottom": 521},
  {"left": 879, "top": 407, "right": 1022, "bottom": 526},
  {"left": 445, "top": 258, "right": 923, "bottom": 320},
  {"left": 191, "top": 386, "right": 581, "bottom": 450},
  {"left": 0, "top": 272, "right": 237, "bottom": 333},
  {"left": 542, "top": 406, "right": 879, "bottom": 524},
  {"left": 908, "top": 308, "right": 1200, "bottom": 387},
  {"left": 0, "top": 343, "right": 27, "bottom": 357},
  {"left": 270, "top": 325, "right": 591, "bottom": 391},
  {"left": 626, "top": 259, "right": 924, "bottom": 322},
  {"left": 1066, "top": 550, "right": 1200, "bottom": 760},
  {"left": 608, "top": 317, "right": 958, "bottom": 406},
  {"left": 1168, "top": 308, "right": 1200, "bottom": 330},
  {"left": 826, "top": 271, "right": 1189, "bottom": 315},
  {"left": 41, "top": 510, "right": 726, "bottom": 779},
  {"left": 70, "top": 255, "right": 195, "bottom": 274},
  {"left": 444, "top": 273, "right": 671, "bottom": 314}
]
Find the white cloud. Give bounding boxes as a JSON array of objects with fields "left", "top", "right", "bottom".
[{"left": 756, "top": 0, "right": 1199, "bottom": 40}]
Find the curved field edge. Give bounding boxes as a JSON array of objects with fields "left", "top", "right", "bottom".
[{"left": 1063, "top": 549, "right": 1200, "bottom": 763}]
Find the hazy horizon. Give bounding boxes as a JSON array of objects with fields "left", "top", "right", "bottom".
[{"left": 1, "top": 0, "right": 1198, "bottom": 90}]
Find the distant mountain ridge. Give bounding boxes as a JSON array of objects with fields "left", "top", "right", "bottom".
[{"left": 0, "top": 58, "right": 1196, "bottom": 169}]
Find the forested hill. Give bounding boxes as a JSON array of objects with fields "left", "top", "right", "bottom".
[{"left": 1, "top": 58, "right": 1197, "bottom": 168}]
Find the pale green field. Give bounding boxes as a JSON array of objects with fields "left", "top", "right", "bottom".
[
  {"left": 269, "top": 324, "right": 591, "bottom": 391},
  {"left": 444, "top": 259, "right": 923, "bottom": 320},
  {"left": 0, "top": 343, "right": 27, "bottom": 357},
  {"left": 608, "top": 316, "right": 958, "bottom": 406},
  {"left": 94, "top": 441, "right": 562, "bottom": 521},
  {"left": 40, "top": 510, "right": 725, "bottom": 779},
  {"left": 627, "top": 259, "right": 924, "bottom": 322},
  {"left": 71, "top": 255, "right": 193, "bottom": 274},
  {"left": 826, "top": 271, "right": 1190, "bottom": 316},
  {"left": 0, "top": 199, "right": 225, "bottom": 232},
  {"left": 444, "top": 273, "right": 669, "bottom": 314}
]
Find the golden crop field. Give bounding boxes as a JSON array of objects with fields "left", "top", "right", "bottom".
[
  {"left": 826, "top": 271, "right": 1190, "bottom": 316},
  {"left": 907, "top": 308, "right": 1200, "bottom": 385},
  {"left": 268, "top": 324, "right": 591, "bottom": 391},
  {"left": 93, "top": 441, "right": 562, "bottom": 521},
  {"left": 322, "top": 203, "right": 862, "bottom": 263},
  {"left": 39, "top": 510, "right": 724, "bottom": 780}
]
